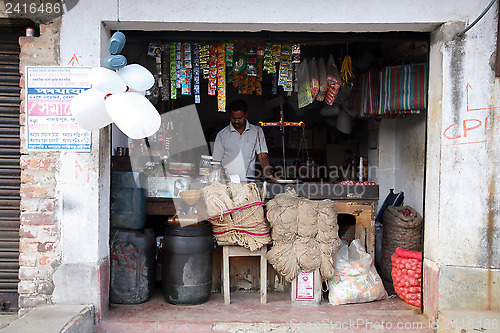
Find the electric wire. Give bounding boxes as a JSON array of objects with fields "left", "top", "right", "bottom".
[{"left": 459, "top": 0, "right": 497, "bottom": 36}]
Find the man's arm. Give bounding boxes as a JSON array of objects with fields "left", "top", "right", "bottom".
[
  {"left": 212, "top": 132, "right": 224, "bottom": 162},
  {"left": 257, "top": 152, "right": 279, "bottom": 180}
]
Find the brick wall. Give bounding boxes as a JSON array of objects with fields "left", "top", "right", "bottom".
[{"left": 18, "top": 18, "right": 61, "bottom": 316}]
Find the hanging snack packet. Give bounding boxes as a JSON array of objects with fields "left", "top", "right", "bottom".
[
  {"left": 292, "top": 44, "right": 301, "bottom": 64},
  {"left": 208, "top": 45, "right": 217, "bottom": 95},
  {"left": 325, "top": 54, "right": 342, "bottom": 105},
  {"left": 200, "top": 44, "right": 210, "bottom": 79},
  {"left": 246, "top": 43, "right": 257, "bottom": 77},
  {"left": 316, "top": 58, "right": 327, "bottom": 102},
  {"left": 297, "top": 59, "right": 313, "bottom": 108},
  {"left": 308, "top": 58, "right": 319, "bottom": 100},
  {"left": 226, "top": 42, "right": 234, "bottom": 67},
  {"left": 160, "top": 45, "right": 170, "bottom": 101},
  {"left": 272, "top": 71, "right": 278, "bottom": 95},
  {"left": 272, "top": 44, "right": 281, "bottom": 63},
  {"left": 175, "top": 42, "right": 182, "bottom": 89},
  {"left": 217, "top": 43, "right": 226, "bottom": 111},
  {"left": 193, "top": 43, "right": 201, "bottom": 103},
  {"left": 170, "top": 43, "right": 177, "bottom": 100},
  {"left": 264, "top": 43, "right": 275, "bottom": 73}
]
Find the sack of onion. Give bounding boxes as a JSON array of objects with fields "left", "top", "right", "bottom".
[{"left": 391, "top": 247, "right": 422, "bottom": 307}]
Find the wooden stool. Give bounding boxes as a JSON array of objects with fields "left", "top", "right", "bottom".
[{"left": 219, "top": 241, "right": 267, "bottom": 304}]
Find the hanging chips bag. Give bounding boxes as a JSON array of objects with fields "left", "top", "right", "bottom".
[
  {"left": 316, "top": 58, "right": 327, "bottom": 102},
  {"left": 297, "top": 59, "right": 313, "bottom": 109},
  {"left": 308, "top": 58, "right": 319, "bottom": 100},
  {"left": 325, "top": 54, "right": 342, "bottom": 105}
]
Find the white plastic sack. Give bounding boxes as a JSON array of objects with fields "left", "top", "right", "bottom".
[{"left": 328, "top": 240, "right": 387, "bottom": 305}]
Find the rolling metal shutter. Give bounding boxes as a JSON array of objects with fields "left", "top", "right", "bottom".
[{"left": 0, "top": 30, "right": 21, "bottom": 312}]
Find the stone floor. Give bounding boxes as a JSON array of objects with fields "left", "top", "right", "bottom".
[{"left": 97, "top": 289, "right": 432, "bottom": 333}]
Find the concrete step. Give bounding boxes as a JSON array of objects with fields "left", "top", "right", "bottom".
[
  {"left": 0, "top": 313, "right": 18, "bottom": 330},
  {"left": 438, "top": 310, "right": 500, "bottom": 333},
  {"left": 2, "top": 305, "right": 94, "bottom": 333}
]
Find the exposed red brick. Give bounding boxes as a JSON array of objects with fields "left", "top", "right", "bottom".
[
  {"left": 19, "top": 239, "right": 38, "bottom": 253},
  {"left": 20, "top": 198, "right": 55, "bottom": 213},
  {"left": 20, "top": 212, "right": 54, "bottom": 226},
  {"left": 20, "top": 156, "right": 56, "bottom": 171},
  {"left": 37, "top": 242, "right": 56, "bottom": 252},
  {"left": 20, "top": 185, "right": 55, "bottom": 198},
  {"left": 19, "top": 226, "right": 36, "bottom": 239},
  {"left": 39, "top": 255, "right": 56, "bottom": 266},
  {"left": 21, "top": 172, "right": 36, "bottom": 184}
]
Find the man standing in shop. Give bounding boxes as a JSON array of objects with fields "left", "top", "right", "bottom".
[{"left": 213, "top": 99, "right": 278, "bottom": 182}]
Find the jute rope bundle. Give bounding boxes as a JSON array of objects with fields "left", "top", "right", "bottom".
[
  {"left": 266, "top": 193, "right": 340, "bottom": 282},
  {"left": 201, "top": 181, "right": 271, "bottom": 251}
]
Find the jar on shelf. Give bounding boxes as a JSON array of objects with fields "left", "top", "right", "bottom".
[
  {"left": 198, "top": 155, "right": 212, "bottom": 183},
  {"left": 209, "top": 161, "right": 222, "bottom": 183}
]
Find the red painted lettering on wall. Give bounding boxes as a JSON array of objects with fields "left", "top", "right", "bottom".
[{"left": 442, "top": 83, "right": 500, "bottom": 147}]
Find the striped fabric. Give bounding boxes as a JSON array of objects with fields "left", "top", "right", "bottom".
[
  {"left": 361, "top": 70, "right": 383, "bottom": 117},
  {"left": 382, "top": 64, "right": 428, "bottom": 113}
]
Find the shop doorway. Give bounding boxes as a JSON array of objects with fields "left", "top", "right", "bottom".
[{"left": 108, "top": 30, "right": 429, "bottom": 312}]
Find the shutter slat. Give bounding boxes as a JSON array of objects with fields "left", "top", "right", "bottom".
[{"left": 0, "top": 28, "right": 21, "bottom": 312}]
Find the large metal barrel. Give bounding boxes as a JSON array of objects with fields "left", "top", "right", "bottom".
[
  {"left": 162, "top": 223, "right": 213, "bottom": 305},
  {"left": 110, "top": 228, "right": 156, "bottom": 304}
]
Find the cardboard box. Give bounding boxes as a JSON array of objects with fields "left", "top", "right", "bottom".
[{"left": 147, "top": 176, "right": 190, "bottom": 198}]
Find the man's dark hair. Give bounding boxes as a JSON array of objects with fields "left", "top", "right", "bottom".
[{"left": 228, "top": 100, "right": 247, "bottom": 113}]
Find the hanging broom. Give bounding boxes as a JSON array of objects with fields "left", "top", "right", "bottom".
[{"left": 340, "top": 44, "right": 354, "bottom": 85}]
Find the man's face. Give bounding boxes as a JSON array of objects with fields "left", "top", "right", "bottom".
[{"left": 230, "top": 110, "right": 247, "bottom": 130}]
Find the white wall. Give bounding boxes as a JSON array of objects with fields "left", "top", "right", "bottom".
[{"left": 376, "top": 114, "right": 426, "bottom": 215}]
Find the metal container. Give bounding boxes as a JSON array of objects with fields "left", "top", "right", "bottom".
[
  {"left": 110, "top": 229, "right": 156, "bottom": 304},
  {"left": 162, "top": 223, "right": 213, "bottom": 305},
  {"left": 111, "top": 170, "right": 146, "bottom": 230}
]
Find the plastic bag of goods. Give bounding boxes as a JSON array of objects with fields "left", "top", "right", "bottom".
[
  {"left": 391, "top": 247, "right": 422, "bottom": 307},
  {"left": 328, "top": 239, "right": 387, "bottom": 305},
  {"left": 297, "top": 59, "right": 313, "bottom": 108},
  {"left": 325, "top": 55, "right": 342, "bottom": 105},
  {"left": 308, "top": 58, "right": 319, "bottom": 100},
  {"left": 316, "top": 58, "right": 327, "bottom": 102}
]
